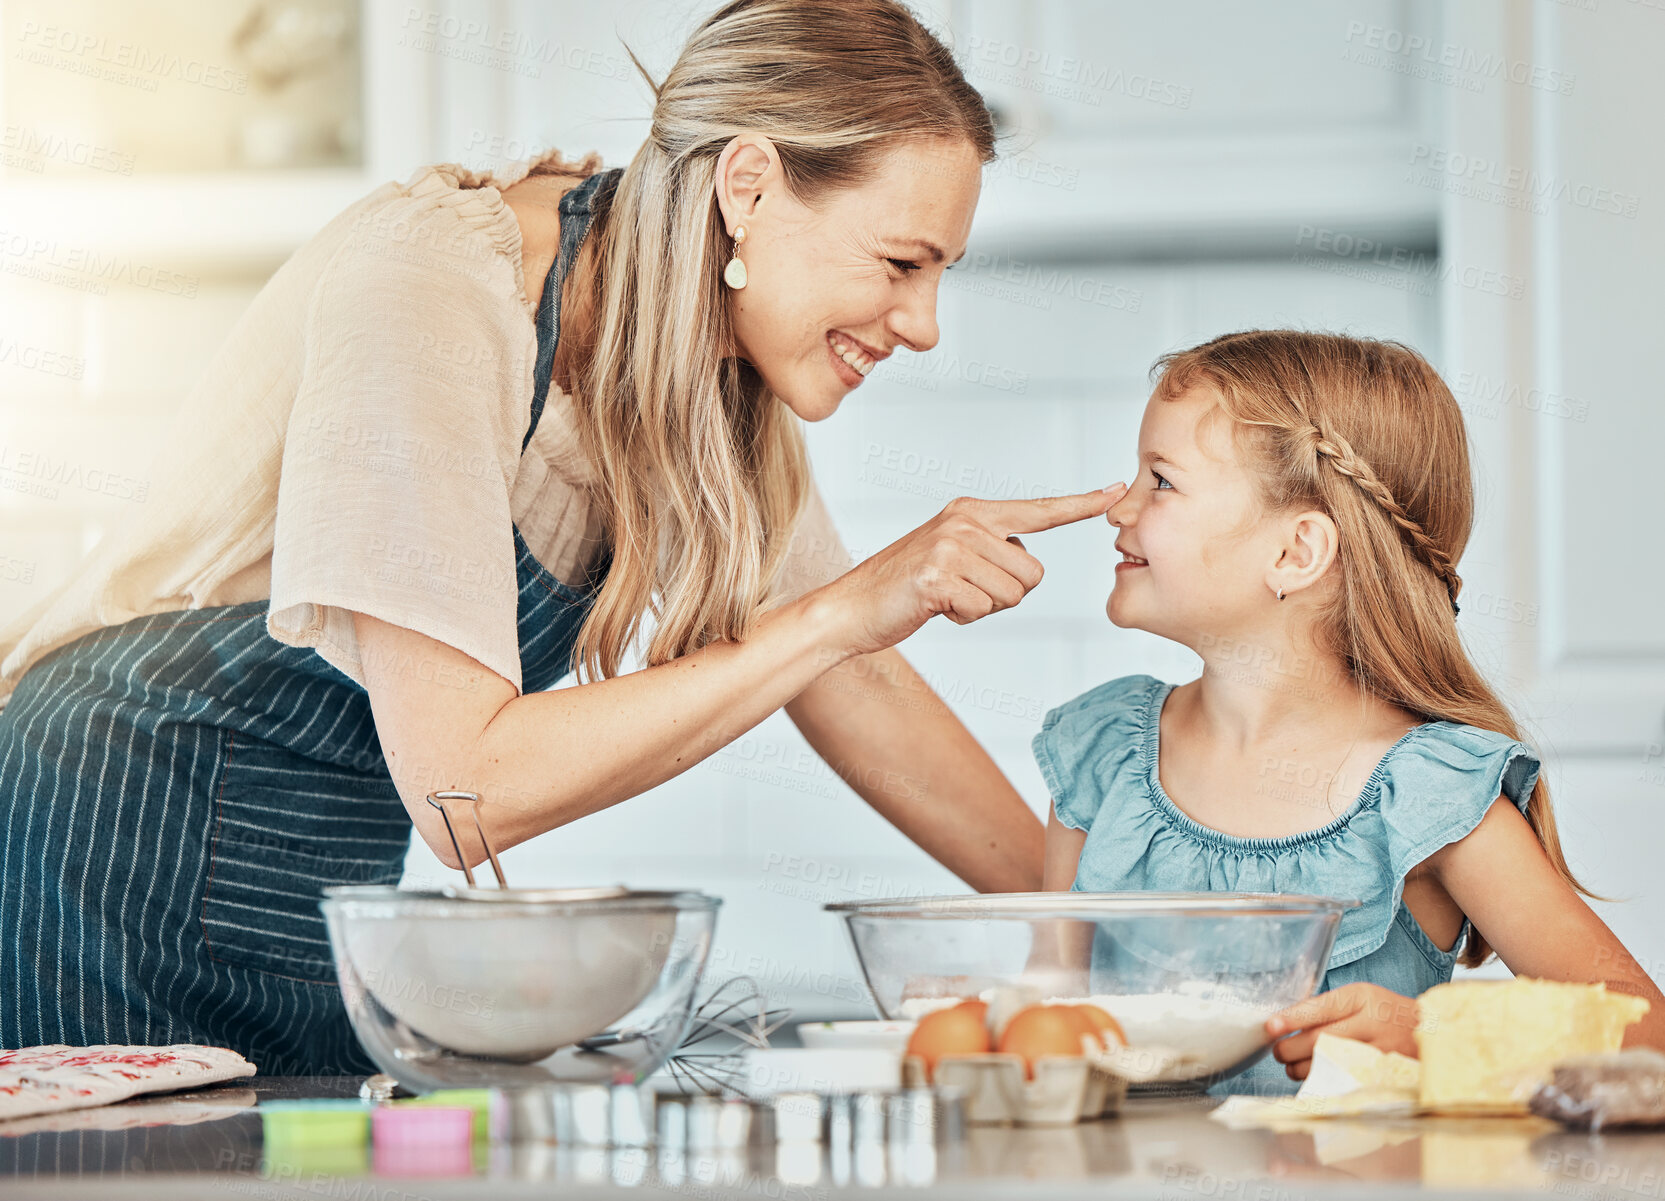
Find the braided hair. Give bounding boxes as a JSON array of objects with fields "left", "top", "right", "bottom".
[{"left": 1302, "top": 423, "right": 1462, "bottom": 616}]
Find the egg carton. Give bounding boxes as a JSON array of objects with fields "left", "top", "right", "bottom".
[{"left": 902, "top": 1053, "right": 1127, "bottom": 1126}]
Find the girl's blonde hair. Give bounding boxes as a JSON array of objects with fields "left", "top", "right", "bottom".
[
  {"left": 1154, "top": 330, "right": 1597, "bottom": 967},
  {"left": 516, "top": 0, "right": 995, "bottom": 680}
]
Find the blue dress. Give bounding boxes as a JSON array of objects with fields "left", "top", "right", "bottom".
[
  {"left": 1031, "top": 674, "right": 1541, "bottom": 1097},
  {"left": 0, "top": 167, "right": 624, "bottom": 1074}
]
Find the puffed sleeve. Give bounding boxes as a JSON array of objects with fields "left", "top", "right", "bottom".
[
  {"left": 268, "top": 198, "right": 531, "bottom": 693},
  {"left": 1325, "top": 722, "right": 1542, "bottom": 967},
  {"left": 1379, "top": 723, "right": 1541, "bottom": 864},
  {"left": 1031, "top": 675, "right": 1162, "bottom": 832}
]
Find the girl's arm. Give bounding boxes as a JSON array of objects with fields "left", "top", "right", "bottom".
[
  {"left": 783, "top": 648, "right": 1042, "bottom": 893},
  {"left": 1430, "top": 796, "right": 1665, "bottom": 1047},
  {"left": 1014, "top": 805, "right": 1093, "bottom": 992},
  {"left": 1266, "top": 796, "right": 1665, "bottom": 1079},
  {"left": 1044, "top": 805, "right": 1088, "bottom": 891}
]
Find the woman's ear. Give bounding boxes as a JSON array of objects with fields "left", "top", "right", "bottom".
[
  {"left": 1267, "top": 509, "right": 1340, "bottom": 600},
  {"left": 713, "top": 135, "right": 780, "bottom": 235}
]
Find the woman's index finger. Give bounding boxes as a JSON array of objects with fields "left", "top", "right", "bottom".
[{"left": 984, "top": 490, "right": 1117, "bottom": 536}]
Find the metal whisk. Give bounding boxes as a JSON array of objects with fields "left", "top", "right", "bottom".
[{"left": 662, "top": 975, "right": 793, "bottom": 1096}]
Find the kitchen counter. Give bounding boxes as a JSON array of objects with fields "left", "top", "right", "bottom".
[{"left": 3, "top": 1075, "right": 1662, "bottom": 1200}]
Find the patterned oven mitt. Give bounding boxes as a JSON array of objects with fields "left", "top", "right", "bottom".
[{"left": 0, "top": 1045, "right": 257, "bottom": 1122}]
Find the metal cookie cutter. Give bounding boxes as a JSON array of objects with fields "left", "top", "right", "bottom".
[{"left": 426, "top": 790, "right": 507, "bottom": 888}]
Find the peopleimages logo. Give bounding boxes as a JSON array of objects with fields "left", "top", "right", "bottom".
[
  {"left": 1292, "top": 225, "right": 1526, "bottom": 300},
  {"left": 0, "top": 443, "right": 149, "bottom": 503},
  {"left": 1408, "top": 145, "right": 1640, "bottom": 219},
  {"left": 397, "top": 9, "right": 635, "bottom": 81},
  {"left": 1342, "top": 20, "right": 1576, "bottom": 94},
  {"left": 361, "top": 966, "right": 495, "bottom": 1019},
  {"left": 15, "top": 21, "right": 250, "bottom": 93},
  {"left": 0, "top": 336, "right": 85, "bottom": 379},
  {"left": 0, "top": 125, "right": 134, "bottom": 175},
  {"left": 0, "top": 556, "right": 36, "bottom": 585},
  {"left": 961, "top": 35, "right": 1194, "bottom": 109},
  {"left": 0, "top": 229, "right": 200, "bottom": 298}
]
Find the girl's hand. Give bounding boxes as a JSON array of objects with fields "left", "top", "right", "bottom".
[
  {"left": 817, "top": 486, "right": 1127, "bottom": 659},
  {"left": 1264, "top": 982, "right": 1421, "bottom": 1081}
]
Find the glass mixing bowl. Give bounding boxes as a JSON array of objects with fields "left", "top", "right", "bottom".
[
  {"left": 827, "top": 892, "right": 1357, "bottom": 1088},
  {"left": 323, "top": 885, "right": 720, "bottom": 1092}
]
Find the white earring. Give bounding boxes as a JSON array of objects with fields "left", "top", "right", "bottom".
[
  {"left": 1275, "top": 587, "right": 1285, "bottom": 601},
  {"left": 723, "top": 224, "right": 748, "bottom": 290}
]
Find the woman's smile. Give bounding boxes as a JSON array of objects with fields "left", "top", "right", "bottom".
[{"left": 825, "top": 328, "right": 882, "bottom": 386}]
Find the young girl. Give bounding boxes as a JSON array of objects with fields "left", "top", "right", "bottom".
[{"left": 1034, "top": 330, "right": 1665, "bottom": 1097}]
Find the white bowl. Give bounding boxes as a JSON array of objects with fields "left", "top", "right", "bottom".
[
  {"left": 795, "top": 1020, "right": 915, "bottom": 1054},
  {"left": 740, "top": 1047, "right": 903, "bottom": 1095}
]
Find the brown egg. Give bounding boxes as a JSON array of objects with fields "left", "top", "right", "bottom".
[
  {"left": 905, "top": 1003, "right": 992, "bottom": 1080},
  {"left": 1073, "top": 1003, "right": 1127, "bottom": 1049},
  {"left": 998, "top": 1004, "right": 1095, "bottom": 1078}
]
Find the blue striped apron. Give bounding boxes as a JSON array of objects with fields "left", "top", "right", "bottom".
[{"left": 0, "top": 167, "right": 622, "bottom": 1074}]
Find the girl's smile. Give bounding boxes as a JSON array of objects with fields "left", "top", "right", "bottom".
[{"left": 1103, "top": 384, "right": 1248, "bottom": 634}]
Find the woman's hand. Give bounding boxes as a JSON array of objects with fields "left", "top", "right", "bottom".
[
  {"left": 817, "top": 486, "right": 1127, "bottom": 659},
  {"left": 1264, "top": 982, "right": 1421, "bottom": 1081}
]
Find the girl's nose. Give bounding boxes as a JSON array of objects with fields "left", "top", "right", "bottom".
[{"left": 1105, "top": 482, "right": 1131, "bottom": 526}]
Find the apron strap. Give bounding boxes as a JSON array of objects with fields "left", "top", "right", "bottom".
[{"left": 525, "top": 167, "right": 623, "bottom": 453}]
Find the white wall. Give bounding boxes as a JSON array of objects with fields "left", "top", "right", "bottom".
[{"left": 1433, "top": 0, "right": 1665, "bottom": 986}]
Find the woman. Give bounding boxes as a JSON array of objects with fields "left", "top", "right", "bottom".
[{"left": 0, "top": 0, "right": 1116, "bottom": 1074}]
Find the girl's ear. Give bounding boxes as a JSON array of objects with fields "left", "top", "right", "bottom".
[{"left": 1267, "top": 509, "right": 1340, "bottom": 600}]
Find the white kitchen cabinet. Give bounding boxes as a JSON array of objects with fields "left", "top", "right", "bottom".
[{"left": 956, "top": 0, "right": 1442, "bottom": 256}]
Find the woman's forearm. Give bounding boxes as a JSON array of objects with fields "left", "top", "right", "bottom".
[
  {"left": 475, "top": 592, "right": 862, "bottom": 846},
  {"left": 359, "top": 591, "right": 858, "bottom": 866},
  {"left": 363, "top": 490, "right": 1116, "bottom": 871},
  {"left": 783, "top": 648, "right": 1044, "bottom": 892}
]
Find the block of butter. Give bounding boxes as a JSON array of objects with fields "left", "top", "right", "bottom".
[{"left": 1416, "top": 979, "right": 1649, "bottom": 1114}]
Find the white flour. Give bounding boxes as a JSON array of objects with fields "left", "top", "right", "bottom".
[{"left": 1055, "top": 992, "right": 1275, "bottom": 1081}]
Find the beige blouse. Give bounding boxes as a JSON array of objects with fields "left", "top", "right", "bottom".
[{"left": 0, "top": 152, "right": 852, "bottom": 706}]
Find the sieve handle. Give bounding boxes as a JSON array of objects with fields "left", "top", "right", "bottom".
[{"left": 425, "top": 790, "right": 508, "bottom": 888}]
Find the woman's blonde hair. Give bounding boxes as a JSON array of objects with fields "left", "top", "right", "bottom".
[
  {"left": 522, "top": 0, "right": 995, "bottom": 679},
  {"left": 1154, "top": 330, "right": 1599, "bottom": 967}
]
